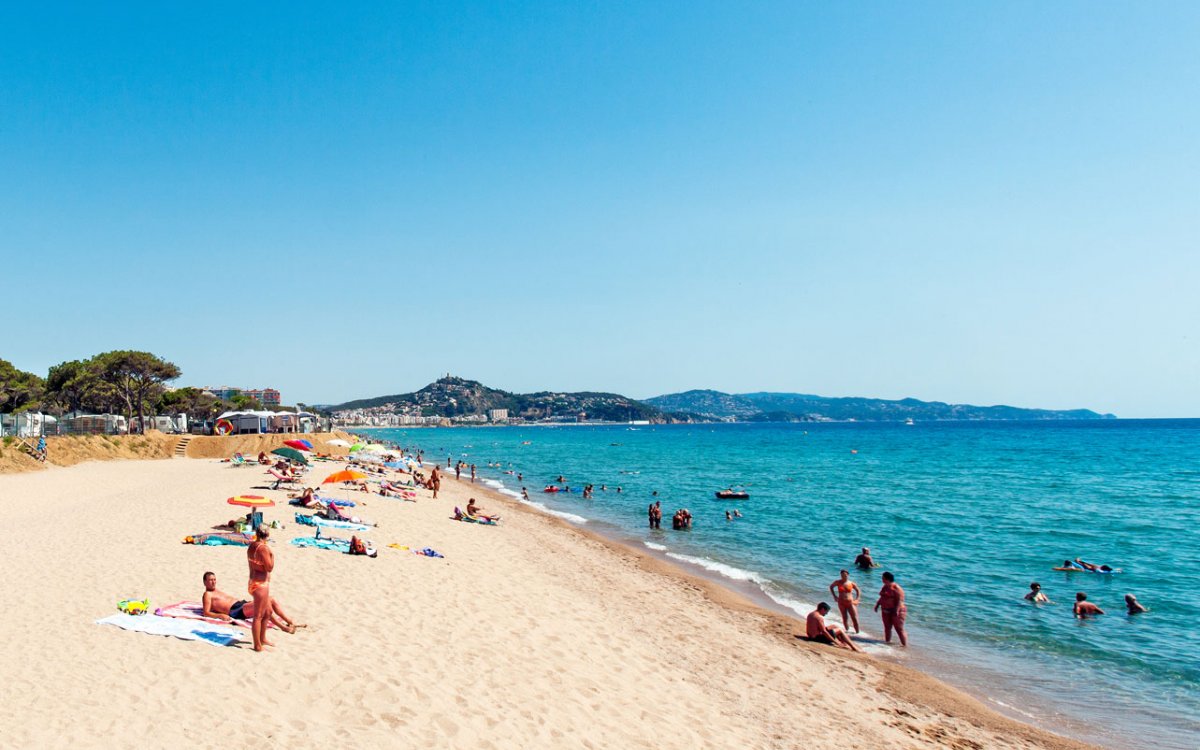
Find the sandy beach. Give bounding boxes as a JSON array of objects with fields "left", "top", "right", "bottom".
[{"left": 0, "top": 438, "right": 1095, "bottom": 749}]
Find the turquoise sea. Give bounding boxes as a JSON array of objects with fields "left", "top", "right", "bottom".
[{"left": 367, "top": 421, "right": 1199, "bottom": 749}]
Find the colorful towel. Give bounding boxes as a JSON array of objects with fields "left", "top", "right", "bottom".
[
  {"left": 154, "top": 600, "right": 248, "bottom": 628},
  {"left": 387, "top": 544, "right": 445, "bottom": 558},
  {"left": 294, "top": 513, "right": 369, "bottom": 532},
  {"left": 183, "top": 532, "right": 252, "bottom": 546},
  {"left": 96, "top": 613, "right": 244, "bottom": 647},
  {"left": 291, "top": 535, "right": 351, "bottom": 552}
]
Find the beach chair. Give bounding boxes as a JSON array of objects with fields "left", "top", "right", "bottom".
[{"left": 268, "top": 469, "right": 300, "bottom": 490}]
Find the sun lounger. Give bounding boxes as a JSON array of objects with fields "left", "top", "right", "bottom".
[{"left": 268, "top": 469, "right": 300, "bottom": 489}]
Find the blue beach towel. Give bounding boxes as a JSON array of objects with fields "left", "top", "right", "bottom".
[{"left": 294, "top": 513, "right": 369, "bottom": 532}]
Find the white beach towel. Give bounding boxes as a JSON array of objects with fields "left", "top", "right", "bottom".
[{"left": 96, "top": 613, "right": 246, "bottom": 647}]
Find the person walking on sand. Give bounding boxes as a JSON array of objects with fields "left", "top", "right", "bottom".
[
  {"left": 874, "top": 571, "right": 908, "bottom": 646},
  {"left": 829, "top": 569, "right": 862, "bottom": 633},
  {"left": 429, "top": 466, "right": 441, "bottom": 499},
  {"left": 247, "top": 525, "right": 275, "bottom": 652}
]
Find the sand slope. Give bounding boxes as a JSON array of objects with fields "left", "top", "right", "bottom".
[{"left": 0, "top": 457, "right": 1091, "bottom": 749}]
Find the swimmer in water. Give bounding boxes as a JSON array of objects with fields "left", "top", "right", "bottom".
[
  {"left": 1124, "top": 594, "right": 1148, "bottom": 614},
  {"left": 1025, "top": 582, "right": 1051, "bottom": 604},
  {"left": 1075, "top": 558, "right": 1115, "bottom": 573},
  {"left": 1073, "top": 592, "right": 1105, "bottom": 618}
]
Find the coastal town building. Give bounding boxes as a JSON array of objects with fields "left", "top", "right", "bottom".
[
  {"left": 487, "top": 409, "right": 509, "bottom": 423},
  {"left": 201, "top": 386, "right": 282, "bottom": 405}
]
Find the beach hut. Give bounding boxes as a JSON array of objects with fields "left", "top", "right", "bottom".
[{"left": 216, "top": 410, "right": 273, "bottom": 435}]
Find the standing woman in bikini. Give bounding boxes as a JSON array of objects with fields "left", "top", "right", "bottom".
[
  {"left": 874, "top": 571, "right": 908, "bottom": 646},
  {"left": 828, "top": 569, "right": 861, "bottom": 633},
  {"left": 247, "top": 525, "right": 274, "bottom": 652}
]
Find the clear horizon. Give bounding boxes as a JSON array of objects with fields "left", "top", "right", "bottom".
[{"left": 3, "top": 4, "right": 1197, "bottom": 418}]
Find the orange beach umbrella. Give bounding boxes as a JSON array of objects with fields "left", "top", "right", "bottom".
[
  {"left": 227, "top": 495, "right": 275, "bottom": 508},
  {"left": 322, "top": 470, "right": 367, "bottom": 484}
]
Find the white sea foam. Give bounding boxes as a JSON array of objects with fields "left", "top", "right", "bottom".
[
  {"left": 664, "top": 552, "right": 767, "bottom": 584},
  {"left": 643, "top": 541, "right": 668, "bottom": 551},
  {"left": 519, "top": 499, "right": 588, "bottom": 524},
  {"left": 483, "top": 479, "right": 504, "bottom": 488},
  {"left": 498, "top": 488, "right": 522, "bottom": 499}
]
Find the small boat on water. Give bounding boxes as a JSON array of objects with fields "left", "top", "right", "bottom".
[
  {"left": 905, "top": 417, "right": 915, "bottom": 426},
  {"left": 715, "top": 489, "right": 749, "bottom": 500}
]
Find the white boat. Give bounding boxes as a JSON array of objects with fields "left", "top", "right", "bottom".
[{"left": 905, "top": 418, "right": 915, "bottom": 425}]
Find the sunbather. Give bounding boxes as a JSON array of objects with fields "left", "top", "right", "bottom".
[
  {"left": 466, "top": 498, "right": 500, "bottom": 522},
  {"left": 201, "top": 571, "right": 303, "bottom": 633}
]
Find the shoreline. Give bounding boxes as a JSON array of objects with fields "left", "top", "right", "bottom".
[
  {"left": 452, "top": 472, "right": 1096, "bottom": 750},
  {"left": 0, "top": 444, "right": 1097, "bottom": 748}
]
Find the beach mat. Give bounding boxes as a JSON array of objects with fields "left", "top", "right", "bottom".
[
  {"left": 154, "top": 600, "right": 249, "bottom": 628},
  {"left": 294, "top": 513, "right": 369, "bottom": 532},
  {"left": 291, "top": 535, "right": 351, "bottom": 552},
  {"left": 96, "top": 613, "right": 245, "bottom": 647},
  {"left": 183, "top": 532, "right": 252, "bottom": 546}
]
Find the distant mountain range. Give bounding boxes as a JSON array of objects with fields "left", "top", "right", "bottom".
[
  {"left": 643, "top": 389, "right": 1115, "bottom": 422},
  {"left": 327, "top": 377, "right": 1115, "bottom": 423},
  {"left": 329, "top": 376, "right": 663, "bottom": 422}
]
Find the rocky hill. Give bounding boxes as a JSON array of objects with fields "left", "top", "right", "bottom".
[
  {"left": 331, "top": 376, "right": 667, "bottom": 422},
  {"left": 645, "top": 390, "right": 1115, "bottom": 422}
]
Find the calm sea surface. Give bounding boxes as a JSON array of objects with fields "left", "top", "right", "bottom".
[{"left": 368, "top": 421, "right": 1200, "bottom": 749}]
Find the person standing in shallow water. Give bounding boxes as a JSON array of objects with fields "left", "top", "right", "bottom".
[
  {"left": 829, "top": 569, "right": 862, "bottom": 633},
  {"left": 874, "top": 571, "right": 907, "bottom": 646}
]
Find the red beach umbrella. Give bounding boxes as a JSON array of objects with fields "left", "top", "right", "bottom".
[{"left": 284, "top": 439, "right": 312, "bottom": 451}]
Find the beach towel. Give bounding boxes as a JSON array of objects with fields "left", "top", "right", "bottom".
[
  {"left": 155, "top": 600, "right": 277, "bottom": 630},
  {"left": 294, "top": 513, "right": 369, "bottom": 532},
  {"left": 291, "top": 535, "right": 352, "bottom": 553},
  {"left": 453, "top": 507, "right": 498, "bottom": 525},
  {"left": 96, "top": 613, "right": 245, "bottom": 647},
  {"left": 387, "top": 544, "right": 444, "bottom": 558},
  {"left": 183, "top": 532, "right": 253, "bottom": 546}
]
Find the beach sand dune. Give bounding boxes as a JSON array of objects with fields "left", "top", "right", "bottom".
[{"left": 0, "top": 457, "right": 1091, "bottom": 749}]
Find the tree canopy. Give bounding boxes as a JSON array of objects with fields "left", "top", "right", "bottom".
[{"left": 0, "top": 359, "right": 45, "bottom": 413}]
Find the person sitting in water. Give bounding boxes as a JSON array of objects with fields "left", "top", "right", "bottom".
[
  {"left": 732, "top": 509, "right": 742, "bottom": 518},
  {"left": 201, "top": 571, "right": 303, "bottom": 633},
  {"left": 725, "top": 510, "right": 732, "bottom": 521},
  {"left": 804, "top": 603, "right": 861, "bottom": 652},
  {"left": 1025, "top": 582, "right": 1051, "bottom": 603},
  {"left": 1073, "top": 592, "right": 1105, "bottom": 618},
  {"left": 1075, "top": 558, "right": 1115, "bottom": 573},
  {"left": 854, "top": 547, "right": 878, "bottom": 570},
  {"left": 1125, "top": 594, "right": 1148, "bottom": 614}
]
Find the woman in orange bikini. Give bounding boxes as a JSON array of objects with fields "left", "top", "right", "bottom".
[
  {"left": 828, "top": 569, "right": 861, "bottom": 633},
  {"left": 247, "top": 525, "right": 274, "bottom": 652}
]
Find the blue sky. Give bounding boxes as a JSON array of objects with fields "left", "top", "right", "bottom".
[{"left": 2, "top": 3, "right": 1197, "bottom": 416}]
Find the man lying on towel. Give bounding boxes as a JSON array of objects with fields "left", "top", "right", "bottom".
[{"left": 202, "top": 571, "right": 304, "bottom": 634}]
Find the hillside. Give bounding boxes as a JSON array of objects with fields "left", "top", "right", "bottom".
[
  {"left": 645, "top": 390, "right": 1115, "bottom": 422},
  {"left": 331, "top": 376, "right": 666, "bottom": 422}
]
